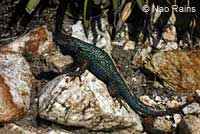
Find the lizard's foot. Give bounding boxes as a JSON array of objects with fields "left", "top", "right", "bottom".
[
  {"left": 65, "top": 59, "right": 89, "bottom": 82},
  {"left": 113, "top": 96, "right": 123, "bottom": 108},
  {"left": 65, "top": 71, "right": 82, "bottom": 82}
]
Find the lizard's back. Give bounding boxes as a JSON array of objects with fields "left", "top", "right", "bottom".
[{"left": 73, "top": 38, "right": 120, "bottom": 84}]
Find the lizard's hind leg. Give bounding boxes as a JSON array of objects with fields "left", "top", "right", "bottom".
[{"left": 107, "top": 83, "right": 125, "bottom": 109}]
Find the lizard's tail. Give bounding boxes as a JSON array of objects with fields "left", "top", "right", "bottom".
[{"left": 119, "top": 87, "right": 194, "bottom": 116}]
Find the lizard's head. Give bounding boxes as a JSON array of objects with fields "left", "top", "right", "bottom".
[{"left": 54, "top": 32, "right": 79, "bottom": 55}]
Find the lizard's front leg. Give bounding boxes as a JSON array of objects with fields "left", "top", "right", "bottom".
[{"left": 65, "top": 59, "right": 89, "bottom": 81}]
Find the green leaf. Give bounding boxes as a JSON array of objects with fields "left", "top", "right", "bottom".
[
  {"left": 165, "top": 0, "right": 172, "bottom": 5},
  {"left": 93, "top": 0, "right": 101, "bottom": 5},
  {"left": 135, "top": 0, "right": 145, "bottom": 9},
  {"left": 112, "top": 0, "right": 121, "bottom": 12},
  {"left": 83, "top": 0, "right": 90, "bottom": 29},
  {"left": 26, "top": 0, "right": 40, "bottom": 14}
]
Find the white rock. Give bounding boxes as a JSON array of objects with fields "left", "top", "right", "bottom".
[
  {"left": 123, "top": 41, "right": 135, "bottom": 50},
  {"left": 166, "top": 100, "right": 181, "bottom": 109},
  {"left": 173, "top": 114, "right": 182, "bottom": 127},
  {"left": 0, "top": 52, "right": 34, "bottom": 122},
  {"left": 112, "top": 24, "right": 131, "bottom": 50},
  {"left": 162, "top": 26, "right": 177, "bottom": 42},
  {"left": 196, "top": 90, "right": 200, "bottom": 97},
  {"left": 39, "top": 71, "right": 143, "bottom": 132},
  {"left": 139, "top": 95, "right": 156, "bottom": 107},
  {"left": 45, "top": 51, "right": 73, "bottom": 71},
  {"left": 182, "top": 103, "right": 200, "bottom": 114},
  {"left": 155, "top": 96, "right": 161, "bottom": 102},
  {"left": 1, "top": 123, "right": 75, "bottom": 134},
  {"left": 156, "top": 40, "right": 178, "bottom": 51}
]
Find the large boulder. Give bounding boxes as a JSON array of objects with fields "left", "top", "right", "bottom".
[
  {"left": 39, "top": 71, "right": 143, "bottom": 133},
  {"left": 0, "top": 26, "right": 53, "bottom": 122},
  {"left": 145, "top": 50, "right": 200, "bottom": 92}
]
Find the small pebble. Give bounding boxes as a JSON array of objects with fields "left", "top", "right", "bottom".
[
  {"left": 173, "top": 114, "right": 182, "bottom": 127},
  {"left": 166, "top": 100, "right": 180, "bottom": 108},
  {"left": 139, "top": 95, "right": 156, "bottom": 107}
]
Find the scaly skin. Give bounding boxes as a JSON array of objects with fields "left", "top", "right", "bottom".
[{"left": 54, "top": 32, "right": 194, "bottom": 116}]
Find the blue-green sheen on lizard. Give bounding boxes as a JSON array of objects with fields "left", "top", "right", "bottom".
[{"left": 54, "top": 32, "right": 193, "bottom": 116}]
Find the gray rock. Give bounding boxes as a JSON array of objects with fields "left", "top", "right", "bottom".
[
  {"left": 39, "top": 71, "right": 143, "bottom": 132},
  {"left": 182, "top": 103, "right": 200, "bottom": 114}
]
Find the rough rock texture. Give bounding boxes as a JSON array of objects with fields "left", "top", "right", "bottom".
[
  {"left": 0, "top": 123, "right": 75, "bottom": 134},
  {"left": 145, "top": 50, "right": 200, "bottom": 92},
  {"left": 155, "top": 26, "right": 178, "bottom": 51},
  {"left": 182, "top": 103, "right": 200, "bottom": 114},
  {"left": 39, "top": 71, "right": 143, "bottom": 132},
  {"left": 153, "top": 117, "right": 172, "bottom": 131},
  {"left": 0, "top": 52, "right": 34, "bottom": 122},
  {"left": 162, "top": 26, "right": 177, "bottom": 42},
  {"left": 156, "top": 41, "right": 178, "bottom": 51},
  {"left": 45, "top": 50, "right": 74, "bottom": 71},
  {"left": 0, "top": 27, "right": 53, "bottom": 122},
  {"left": 132, "top": 43, "right": 152, "bottom": 68},
  {"left": 1, "top": 26, "right": 53, "bottom": 56},
  {"left": 178, "top": 115, "right": 200, "bottom": 134}
]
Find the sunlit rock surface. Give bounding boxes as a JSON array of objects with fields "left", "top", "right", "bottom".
[
  {"left": 1, "top": 26, "right": 53, "bottom": 56},
  {"left": 45, "top": 50, "right": 74, "bottom": 71},
  {"left": 145, "top": 50, "right": 200, "bottom": 92},
  {"left": 162, "top": 26, "right": 177, "bottom": 42},
  {"left": 182, "top": 103, "right": 200, "bottom": 114},
  {"left": 39, "top": 71, "right": 143, "bottom": 132},
  {"left": 0, "top": 52, "right": 34, "bottom": 122},
  {"left": 0, "top": 27, "right": 53, "bottom": 122}
]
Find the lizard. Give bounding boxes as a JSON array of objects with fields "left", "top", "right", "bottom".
[
  {"left": 53, "top": 4, "right": 198, "bottom": 133},
  {"left": 54, "top": 32, "right": 196, "bottom": 116},
  {"left": 54, "top": 0, "right": 196, "bottom": 116}
]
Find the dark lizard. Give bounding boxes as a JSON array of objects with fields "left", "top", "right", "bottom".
[
  {"left": 54, "top": 4, "right": 197, "bottom": 133},
  {"left": 54, "top": 32, "right": 195, "bottom": 116}
]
